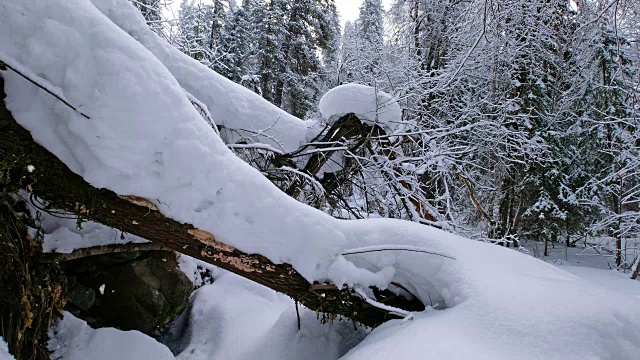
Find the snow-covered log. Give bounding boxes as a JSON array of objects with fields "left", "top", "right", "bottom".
[{"left": 0, "top": 74, "right": 404, "bottom": 328}]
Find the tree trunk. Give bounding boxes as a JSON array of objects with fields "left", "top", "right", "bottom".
[
  {"left": 631, "top": 257, "right": 640, "bottom": 280},
  {"left": 616, "top": 235, "right": 622, "bottom": 268},
  {"left": 543, "top": 234, "right": 549, "bottom": 257},
  {"left": 0, "top": 72, "right": 417, "bottom": 329}
]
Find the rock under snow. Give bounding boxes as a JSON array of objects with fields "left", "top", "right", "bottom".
[
  {"left": 319, "top": 84, "right": 402, "bottom": 131},
  {"left": 62, "top": 250, "right": 192, "bottom": 334}
]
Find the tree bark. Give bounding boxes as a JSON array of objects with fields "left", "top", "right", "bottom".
[
  {"left": 0, "top": 72, "right": 412, "bottom": 328},
  {"left": 631, "top": 257, "right": 640, "bottom": 280},
  {"left": 39, "top": 242, "right": 170, "bottom": 263}
]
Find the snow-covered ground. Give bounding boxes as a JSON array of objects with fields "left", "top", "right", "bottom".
[
  {"left": 521, "top": 236, "right": 640, "bottom": 271},
  {"left": 561, "top": 266, "right": 640, "bottom": 300},
  {"left": 0, "top": 338, "right": 13, "bottom": 360},
  {"left": 46, "top": 256, "right": 640, "bottom": 360},
  {"left": 2, "top": 0, "right": 640, "bottom": 359},
  {"left": 48, "top": 313, "right": 174, "bottom": 360}
]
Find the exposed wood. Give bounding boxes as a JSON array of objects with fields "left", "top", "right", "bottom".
[
  {"left": 285, "top": 113, "right": 371, "bottom": 197},
  {"left": 0, "top": 72, "right": 416, "bottom": 328},
  {"left": 453, "top": 169, "right": 492, "bottom": 224}
]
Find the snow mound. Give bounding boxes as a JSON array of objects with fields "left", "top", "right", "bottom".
[
  {"left": 319, "top": 84, "right": 402, "bottom": 131},
  {"left": 336, "top": 219, "right": 640, "bottom": 359},
  {"left": 0, "top": 337, "right": 13, "bottom": 360},
  {"left": 48, "top": 312, "right": 173, "bottom": 360}
]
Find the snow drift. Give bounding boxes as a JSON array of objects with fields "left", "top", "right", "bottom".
[{"left": 1, "top": 0, "right": 640, "bottom": 359}]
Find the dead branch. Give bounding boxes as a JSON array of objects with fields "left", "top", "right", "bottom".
[{"left": 39, "top": 242, "right": 169, "bottom": 263}]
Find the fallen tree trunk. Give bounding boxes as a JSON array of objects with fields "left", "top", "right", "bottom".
[{"left": 0, "top": 73, "right": 409, "bottom": 329}]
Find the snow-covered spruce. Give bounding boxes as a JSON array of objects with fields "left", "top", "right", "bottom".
[{"left": 319, "top": 83, "right": 402, "bottom": 132}]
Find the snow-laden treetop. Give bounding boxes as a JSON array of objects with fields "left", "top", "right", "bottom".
[{"left": 319, "top": 84, "right": 401, "bottom": 131}]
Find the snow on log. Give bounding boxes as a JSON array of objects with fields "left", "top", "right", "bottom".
[
  {"left": 319, "top": 84, "right": 402, "bottom": 132},
  {"left": 90, "top": 0, "right": 312, "bottom": 153},
  {"left": 0, "top": 76, "right": 394, "bottom": 327}
]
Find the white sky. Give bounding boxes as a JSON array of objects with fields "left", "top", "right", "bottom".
[
  {"left": 163, "top": 1, "right": 393, "bottom": 29},
  {"left": 335, "top": 0, "right": 393, "bottom": 27}
]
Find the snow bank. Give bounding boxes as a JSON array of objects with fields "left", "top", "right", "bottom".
[
  {"left": 336, "top": 219, "right": 640, "bottom": 359},
  {"left": 48, "top": 313, "right": 173, "bottom": 360},
  {"left": 162, "top": 272, "right": 287, "bottom": 359},
  {"left": 90, "top": 0, "right": 311, "bottom": 153},
  {"left": 2, "top": 1, "right": 640, "bottom": 358},
  {"left": 0, "top": 337, "right": 13, "bottom": 360},
  {"left": 319, "top": 84, "right": 402, "bottom": 131}
]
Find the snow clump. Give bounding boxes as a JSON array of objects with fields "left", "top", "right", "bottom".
[{"left": 319, "top": 84, "right": 402, "bottom": 131}]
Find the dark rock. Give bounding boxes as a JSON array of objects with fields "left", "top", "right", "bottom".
[
  {"left": 67, "top": 277, "right": 95, "bottom": 311},
  {"left": 62, "top": 250, "right": 193, "bottom": 335}
]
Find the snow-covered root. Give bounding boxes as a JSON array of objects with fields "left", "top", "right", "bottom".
[{"left": 319, "top": 83, "right": 402, "bottom": 133}]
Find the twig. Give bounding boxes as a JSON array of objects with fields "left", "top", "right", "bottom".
[
  {"left": 0, "top": 58, "right": 91, "bottom": 119},
  {"left": 295, "top": 300, "right": 301, "bottom": 331},
  {"left": 631, "top": 256, "right": 640, "bottom": 280},
  {"left": 342, "top": 245, "right": 456, "bottom": 260},
  {"left": 354, "top": 287, "right": 410, "bottom": 318},
  {"left": 228, "top": 143, "right": 285, "bottom": 155}
]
